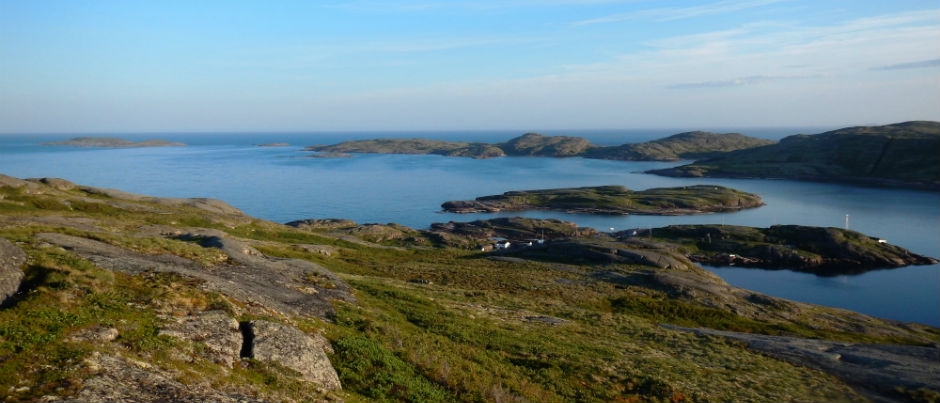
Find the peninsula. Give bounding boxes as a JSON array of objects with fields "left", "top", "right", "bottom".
[
  {"left": 645, "top": 224, "right": 939, "bottom": 275},
  {"left": 441, "top": 185, "right": 764, "bottom": 215},
  {"left": 648, "top": 121, "right": 940, "bottom": 190},
  {"left": 42, "top": 136, "right": 186, "bottom": 148}
]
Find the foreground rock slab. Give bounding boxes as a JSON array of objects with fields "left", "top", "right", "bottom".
[{"left": 0, "top": 238, "right": 27, "bottom": 305}]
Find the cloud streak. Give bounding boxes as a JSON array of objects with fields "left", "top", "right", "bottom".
[
  {"left": 870, "top": 58, "right": 940, "bottom": 71},
  {"left": 571, "top": 0, "right": 787, "bottom": 26},
  {"left": 668, "top": 74, "right": 818, "bottom": 89}
]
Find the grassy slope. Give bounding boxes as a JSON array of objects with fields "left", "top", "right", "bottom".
[{"left": 1, "top": 177, "right": 938, "bottom": 402}]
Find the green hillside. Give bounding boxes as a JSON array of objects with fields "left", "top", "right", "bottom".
[{"left": 1, "top": 175, "right": 937, "bottom": 402}]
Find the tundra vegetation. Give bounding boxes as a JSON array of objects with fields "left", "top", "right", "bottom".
[{"left": 0, "top": 175, "right": 938, "bottom": 403}]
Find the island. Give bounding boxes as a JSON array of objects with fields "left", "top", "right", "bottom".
[
  {"left": 644, "top": 224, "right": 939, "bottom": 275},
  {"left": 306, "top": 122, "right": 940, "bottom": 190},
  {"left": 41, "top": 136, "right": 186, "bottom": 148},
  {"left": 441, "top": 185, "right": 764, "bottom": 215},
  {"left": 647, "top": 121, "right": 940, "bottom": 190},
  {"left": 305, "top": 131, "right": 773, "bottom": 161},
  {"left": 1, "top": 173, "right": 938, "bottom": 403}
]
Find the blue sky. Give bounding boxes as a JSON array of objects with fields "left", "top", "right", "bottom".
[{"left": 1, "top": 1, "right": 938, "bottom": 133}]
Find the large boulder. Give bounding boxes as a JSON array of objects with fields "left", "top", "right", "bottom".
[
  {"left": 0, "top": 238, "right": 27, "bottom": 305},
  {"left": 246, "top": 320, "right": 342, "bottom": 391},
  {"left": 159, "top": 310, "right": 243, "bottom": 367}
]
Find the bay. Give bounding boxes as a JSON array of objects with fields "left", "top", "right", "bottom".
[{"left": 1, "top": 131, "right": 937, "bottom": 326}]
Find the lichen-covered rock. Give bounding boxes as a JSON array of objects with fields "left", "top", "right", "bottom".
[
  {"left": 247, "top": 320, "right": 342, "bottom": 391},
  {"left": 68, "top": 326, "right": 120, "bottom": 343},
  {"left": 159, "top": 310, "right": 242, "bottom": 367},
  {"left": 0, "top": 238, "right": 27, "bottom": 305},
  {"left": 63, "top": 352, "right": 274, "bottom": 403}
]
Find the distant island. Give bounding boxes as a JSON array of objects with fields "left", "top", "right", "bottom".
[
  {"left": 441, "top": 185, "right": 763, "bottom": 215},
  {"left": 42, "top": 136, "right": 186, "bottom": 148},
  {"left": 648, "top": 121, "right": 940, "bottom": 190},
  {"left": 305, "top": 131, "right": 773, "bottom": 161},
  {"left": 305, "top": 122, "right": 940, "bottom": 190}
]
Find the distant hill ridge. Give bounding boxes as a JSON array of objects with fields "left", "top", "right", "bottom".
[
  {"left": 305, "top": 130, "right": 774, "bottom": 161},
  {"left": 648, "top": 121, "right": 940, "bottom": 190},
  {"left": 43, "top": 136, "right": 186, "bottom": 147}
]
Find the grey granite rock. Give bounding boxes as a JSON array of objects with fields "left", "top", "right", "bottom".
[
  {"left": 246, "top": 320, "right": 342, "bottom": 391},
  {"left": 0, "top": 238, "right": 27, "bottom": 305}
]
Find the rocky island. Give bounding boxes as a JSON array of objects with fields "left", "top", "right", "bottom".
[
  {"left": 648, "top": 121, "right": 940, "bottom": 190},
  {"left": 644, "top": 224, "right": 939, "bottom": 275},
  {"left": 441, "top": 185, "right": 764, "bottom": 215},
  {"left": 42, "top": 136, "right": 186, "bottom": 147},
  {"left": 1, "top": 174, "right": 938, "bottom": 403},
  {"left": 306, "top": 122, "right": 940, "bottom": 191},
  {"left": 305, "top": 131, "right": 773, "bottom": 161}
]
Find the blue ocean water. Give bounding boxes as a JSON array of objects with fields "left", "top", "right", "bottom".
[{"left": 1, "top": 130, "right": 937, "bottom": 326}]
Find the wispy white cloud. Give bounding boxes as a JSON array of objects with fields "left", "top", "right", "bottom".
[
  {"left": 870, "top": 58, "right": 940, "bottom": 71},
  {"left": 571, "top": 0, "right": 788, "bottom": 26},
  {"left": 323, "top": 0, "right": 639, "bottom": 13},
  {"left": 668, "top": 74, "right": 820, "bottom": 89}
]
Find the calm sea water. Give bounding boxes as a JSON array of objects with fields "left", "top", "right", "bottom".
[{"left": 1, "top": 130, "right": 937, "bottom": 326}]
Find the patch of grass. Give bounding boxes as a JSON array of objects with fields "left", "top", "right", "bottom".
[{"left": 333, "top": 336, "right": 453, "bottom": 403}]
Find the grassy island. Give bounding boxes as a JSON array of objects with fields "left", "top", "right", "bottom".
[
  {"left": 1, "top": 174, "right": 938, "bottom": 403},
  {"left": 441, "top": 185, "right": 764, "bottom": 215}
]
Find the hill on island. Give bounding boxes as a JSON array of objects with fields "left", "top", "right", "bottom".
[
  {"left": 1, "top": 174, "right": 938, "bottom": 402},
  {"left": 584, "top": 131, "right": 775, "bottom": 161},
  {"left": 649, "top": 121, "right": 940, "bottom": 190},
  {"left": 304, "top": 131, "right": 773, "bottom": 161}
]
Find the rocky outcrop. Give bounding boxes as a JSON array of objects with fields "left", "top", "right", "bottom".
[
  {"left": 36, "top": 230, "right": 355, "bottom": 319},
  {"left": 64, "top": 352, "right": 274, "bottom": 403},
  {"left": 244, "top": 320, "right": 342, "bottom": 391},
  {"left": 0, "top": 238, "right": 27, "bottom": 306},
  {"left": 157, "top": 312, "right": 342, "bottom": 391},
  {"left": 159, "top": 310, "right": 243, "bottom": 367}
]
